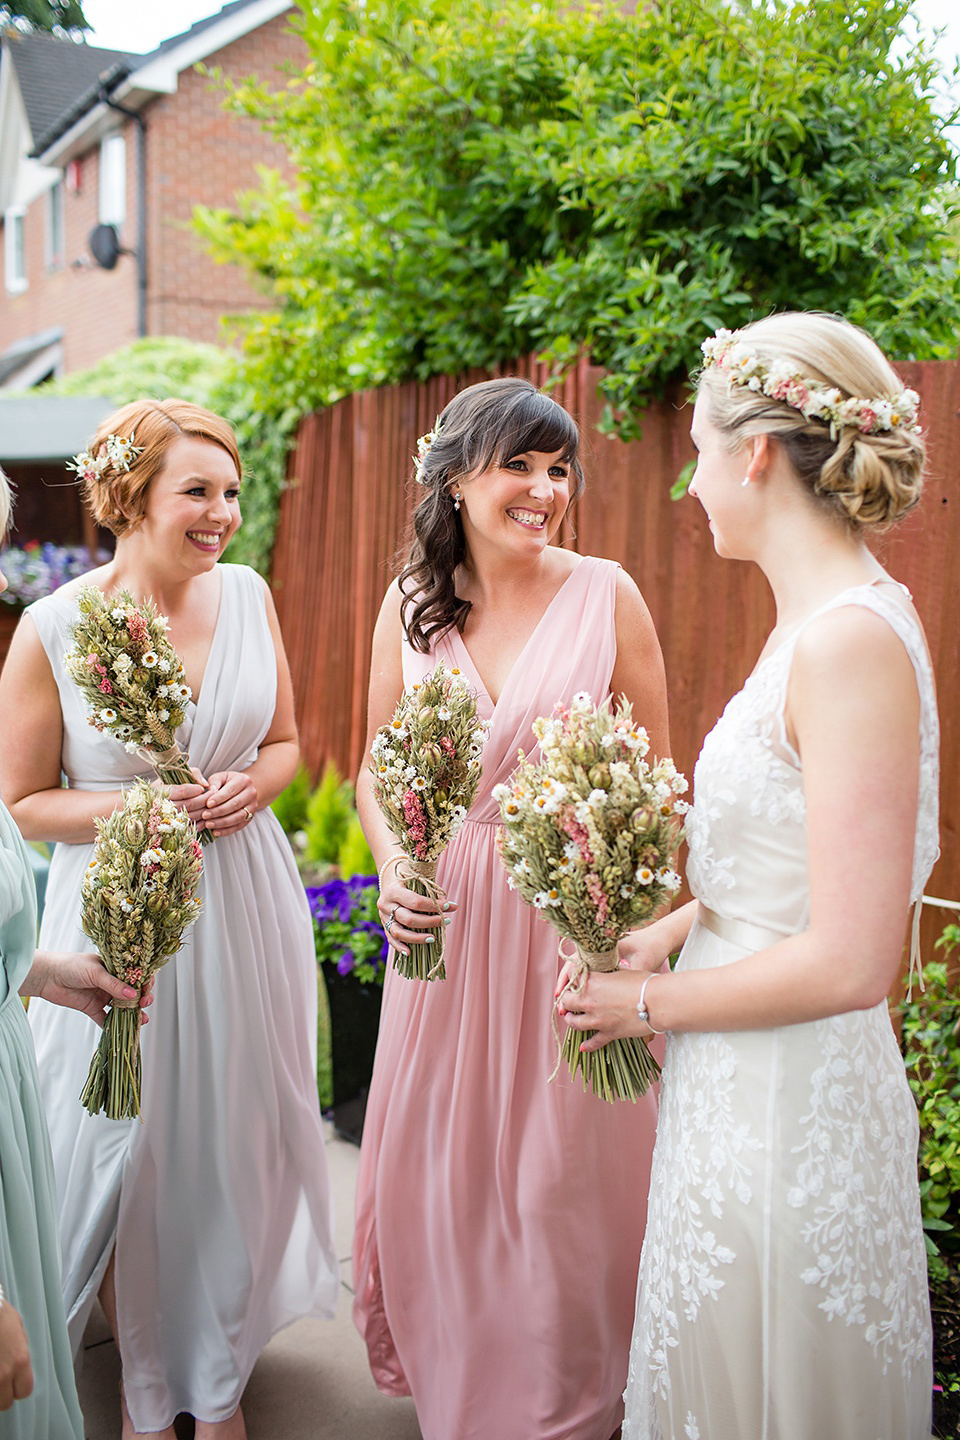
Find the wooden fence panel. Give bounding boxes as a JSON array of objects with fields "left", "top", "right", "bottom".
[{"left": 272, "top": 356, "right": 960, "bottom": 949}]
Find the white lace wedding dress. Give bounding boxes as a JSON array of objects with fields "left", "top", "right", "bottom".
[{"left": 623, "top": 583, "right": 938, "bottom": 1440}]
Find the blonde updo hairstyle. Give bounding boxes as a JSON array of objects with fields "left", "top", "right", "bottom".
[
  {"left": 697, "top": 312, "right": 925, "bottom": 528},
  {"left": 81, "top": 399, "right": 241, "bottom": 538}
]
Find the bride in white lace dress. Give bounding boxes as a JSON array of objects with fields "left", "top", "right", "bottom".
[{"left": 559, "top": 313, "right": 937, "bottom": 1440}]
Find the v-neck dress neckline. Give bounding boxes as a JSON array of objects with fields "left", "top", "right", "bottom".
[{"left": 448, "top": 556, "right": 585, "bottom": 712}]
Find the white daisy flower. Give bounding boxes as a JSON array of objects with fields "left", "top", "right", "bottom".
[
  {"left": 533, "top": 793, "right": 559, "bottom": 814},
  {"left": 141, "top": 652, "right": 159, "bottom": 668}
]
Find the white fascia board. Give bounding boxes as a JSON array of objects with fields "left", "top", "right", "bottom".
[
  {"left": 0, "top": 49, "right": 27, "bottom": 210},
  {"left": 36, "top": 0, "right": 294, "bottom": 167},
  {"left": 36, "top": 101, "right": 127, "bottom": 168},
  {"left": 0, "top": 59, "right": 58, "bottom": 208},
  {"left": 114, "top": 0, "right": 294, "bottom": 103}
]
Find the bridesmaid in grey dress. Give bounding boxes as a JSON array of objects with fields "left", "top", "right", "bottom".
[
  {"left": 559, "top": 313, "right": 936, "bottom": 1440},
  {"left": 0, "top": 402, "right": 338, "bottom": 1440}
]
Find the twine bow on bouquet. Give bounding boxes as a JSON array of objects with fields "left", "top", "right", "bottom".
[
  {"left": 65, "top": 584, "right": 212, "bottom": 842},
  {"left": 370, "top": 662, "right": 490, "bottom": 980},
  {"left": 495, "top": 692, "right": 687, "bottom": 1102},
  {"left": 79, "top": 781, "right": 203, "bottom": 1120}
]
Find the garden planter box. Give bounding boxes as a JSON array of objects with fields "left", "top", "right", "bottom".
[{"left": 323, "top": 968, "right": 383, "bottom": 1140}]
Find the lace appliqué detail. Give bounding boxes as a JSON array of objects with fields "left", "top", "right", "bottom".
[
  {"left": 685, "top": 656, "right": 805, "bottom": 908},
  {"left": 789, "top": 1008, "right": 931, "bottom": 1376},
  {"left": 683, "top": 786, "right": 736, "bottom": 893},
  {"left": 623, "top": 1032, "right": 762, "bottom": 1433}
]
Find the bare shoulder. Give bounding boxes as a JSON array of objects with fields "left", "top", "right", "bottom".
[
  {"left": 793, "top": 602, "right": 919, "bottom": 687},
  {"left": 613, "top": 565, "right": 659, "bottom": 645}
]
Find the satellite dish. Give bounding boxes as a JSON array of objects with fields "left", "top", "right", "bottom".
[{"left": 88, "top": 223, "right": 122, "bottom": 270}]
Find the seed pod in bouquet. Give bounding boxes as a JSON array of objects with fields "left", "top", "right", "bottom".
[
  {"left": 496, "top": 693, "right": 687, "bottom": 1102},
  {"left": 371, "top": 662, "right": 491, "bottom": 981}
]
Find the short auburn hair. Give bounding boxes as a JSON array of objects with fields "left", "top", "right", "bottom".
[{"left": 81, "top": 398, "right": 241, "bottom": 537}]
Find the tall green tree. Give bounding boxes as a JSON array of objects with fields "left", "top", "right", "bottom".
[
  {"left": 0, "top": 1, "right": 88, "bottom": 29},
  {"left": 197, "top": 0, "right": 960, "bottom": 437}
]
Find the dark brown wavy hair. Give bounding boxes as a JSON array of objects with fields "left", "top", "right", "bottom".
[{"left": 400, "top": 378, "right": 584, "bottom": 653}]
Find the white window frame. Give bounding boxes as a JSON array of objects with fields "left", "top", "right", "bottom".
[
  {"left": 99, "top": 132, "right": 126, "bottom": 228},
  {"left": 4, "top": 206, "right": 27, "bottom": 294},
  {"left": 46, "top": 177, "right": 65, "bottom": 272}
]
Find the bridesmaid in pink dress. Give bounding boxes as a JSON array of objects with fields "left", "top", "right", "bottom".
[{"left": 353, "top": 378, "right": 669, "bottom": 1440}]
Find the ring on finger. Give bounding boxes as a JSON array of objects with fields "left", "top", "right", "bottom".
[
  {"left": 242, "top": 806, "right": 253, "bottom": 822},
  {"left": 384, "top": 916, "right": 394, "bottom": 935}
]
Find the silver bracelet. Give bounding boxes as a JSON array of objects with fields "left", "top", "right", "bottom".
[
  {"left": 0, "top": 1281, "right": 5, "bottom": 1310},
  {"left": 636, "top": 973, "right": 667, "bottom": 1035}
]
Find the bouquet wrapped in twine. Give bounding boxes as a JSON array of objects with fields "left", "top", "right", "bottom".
[
  {"left": 371, "top": 662, "right": 489, "bottom": 980},
  {"left": 65, "top": 584, "right": 211, "bottom": 842},
  {"left": 80, "top": 781, "right": 203, "bottom": 1119},
  {"left": 495, "top": 693, "right": 686, "bottom": 1102}
]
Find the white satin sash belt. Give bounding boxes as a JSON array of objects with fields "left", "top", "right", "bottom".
[{"left": 697, "top": 904, "right": 789, "bottom": 953}]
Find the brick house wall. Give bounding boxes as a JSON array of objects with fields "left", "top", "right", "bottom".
[{"left": 0, "top": 11, "right": 304, "bottom": 375}]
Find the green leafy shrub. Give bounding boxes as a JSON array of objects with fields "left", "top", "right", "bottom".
[
  {"left": 199, "top": 0, "right": 960, "bottom": 452},
  {"left": 304, "top": 761, "right": 355, "bottom": 866},
  {"left": 338, "top": 814, "right": 375, "bottom": 879},
  {"left": 901, "top": 924, "right": 960, "bottom": 1279},
  {"left": 271, "top": 761, "right": 313, "bottom": 835}
]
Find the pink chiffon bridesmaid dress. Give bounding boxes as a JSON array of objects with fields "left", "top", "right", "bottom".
[{"left": 354, "top": 555, "right": 660, "bottom": 1440}]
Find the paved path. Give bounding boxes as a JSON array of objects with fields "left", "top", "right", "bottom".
[{"left": 78, "top": 1124, "right": 423, "bottom": 1439}]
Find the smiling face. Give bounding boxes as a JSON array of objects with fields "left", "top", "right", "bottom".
[
  {"left": 456, "top": 449, "right": 572, "bottom": 558},
  {"left": 133, "top": 435, "right": 242, "bottom": 573},
  {"left": 688, "top": 392, "right": 755, "bottom": 559}
]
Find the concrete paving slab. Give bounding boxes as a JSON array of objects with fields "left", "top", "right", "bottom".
[{"left": 77, "top": 1124, "right": 422, "bottom": 1439}]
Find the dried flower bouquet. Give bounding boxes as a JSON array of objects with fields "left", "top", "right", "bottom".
[
  {"left": 495, "top": 693, "right": 686, "bottom": 1102},
  {"left": 80, "top": 782, "right": 203, "bottom": 1119},
  {"left": 371, "top": 662, "right": 489, "bottom": 980},
  {"left": 65, "top": 584, "right": 211, "bottom": 841}
]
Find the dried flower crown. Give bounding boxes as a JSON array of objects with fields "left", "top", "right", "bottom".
[
  {"left": 413, "top": 417, "right": 443, "bottom": 483},
  {"left": 68, "top": 432, "right": 144, "bottom": 484},
  {"left": 700, "top": 328, "right": 921, "bottom": 438}
]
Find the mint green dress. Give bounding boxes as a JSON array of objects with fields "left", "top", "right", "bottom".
[{"left": 0, "top": 803, "right": 83, "bottom": 1440}]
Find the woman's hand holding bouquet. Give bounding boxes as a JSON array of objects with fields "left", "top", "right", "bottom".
[
  {"left": 371, "top": 662, "right": 489, "bottom": 980},
  {"left": 496, "top": 692, "right": 687, "bottom": 1102}
]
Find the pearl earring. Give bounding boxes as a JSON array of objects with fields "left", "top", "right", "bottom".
[
  {"left": 741, "top": 476, "right": 751, "bottom": 487},
  {"left": 453, "top": 491, "right": 461, "bottom": 511}
]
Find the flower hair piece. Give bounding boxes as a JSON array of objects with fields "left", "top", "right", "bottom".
[
  {"left": 68, "top": 432, "right": 144, "bottom": 484},
  {"left": 413, "top": 416, "right": 443, "bottom": 483},
  {"left": 700, "top": 328, "right": 921, "bottom": 439}
]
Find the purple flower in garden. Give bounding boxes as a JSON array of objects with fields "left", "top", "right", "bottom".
[{"left": 306, "top": 874, "right": 387, "bottom": 985}]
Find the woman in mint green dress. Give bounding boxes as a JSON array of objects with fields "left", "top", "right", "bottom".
[{"left": 0, "top": 468, "right": 146, "bottom": 1440}]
